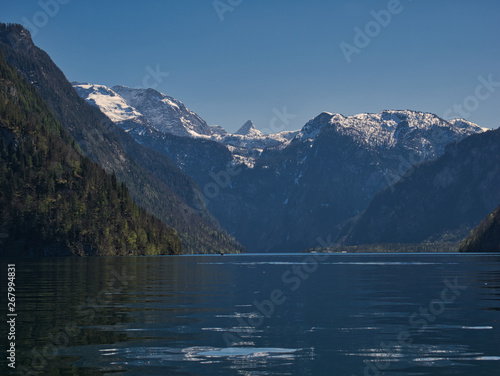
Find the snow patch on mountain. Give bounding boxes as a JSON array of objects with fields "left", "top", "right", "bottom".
[
  {"left": 111, "top": 85, "right": 212, "bottom": 137},
  {"left": 72, "top": 83, "right": 298, "bottom": 167},
  {"left": 209, "top": 124, "right": 228, "bottom": 136},
  {"left": 208, "top": 121, "right": 299, "bottom": 166},
  {"left": 297, "top": 110, "right": 486, "bottom": 157},
  {"left": 235, "top": 120, "right": 263, "bottom": 137},
  {"left": 73, "top": 83, "right": 142, "bottom": 123},
  {"left": 73, "top": 83, "right": 487, "bottom": 169},
  {"left": 448, "top": 118, "right": 490, "bottom": 132}
]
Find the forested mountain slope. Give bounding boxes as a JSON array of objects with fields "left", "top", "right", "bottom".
[
  {"left": 459, "top": 204, "right": 500, "bottom": 253},
  {"left": 0, "top": 50, "right": 182, "bottom": 256},
  {"left": 0, "top": 23, "right": 243, "bottom": 254}
]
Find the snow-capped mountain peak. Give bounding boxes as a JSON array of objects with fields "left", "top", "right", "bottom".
[
  {"left": 296, "top": 109, "right": 486, "bottom": 157},
  {"left": 72, "top": 82, "right": 142, "bottom": 123},
  {"left": 448, "top": 118, "right": 490, "bottom": 132},
  {"left": 235, "top": 120, "right": 263, "bottom": 137},
  {"left": 298, "top": 111, "right": 337, "bottom": 140},
  {"left": 209, "top": 124, "right": 228, "bottom": 136},
  {"left": 110, "top": 85, "right": 213, "bottom": 137},
  {"left": 72, "top": 82, "right": 487, "bottom": 170}
]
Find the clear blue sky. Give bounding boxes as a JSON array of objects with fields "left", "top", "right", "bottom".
[{"left": 2, "top": 0, "right": 499, "bottom": 132}]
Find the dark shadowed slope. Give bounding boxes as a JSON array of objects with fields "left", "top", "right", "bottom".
[
  {"left": 339, "top": 128, "right": 500, "bottom": 245},
  {"left": 459, "top": 204, "right": 500, "bottom": 253}
]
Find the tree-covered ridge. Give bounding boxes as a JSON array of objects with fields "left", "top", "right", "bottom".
[
  {"left": 459, "top": 204, "right": 500, "bottom": 253},
  {"left": 0, "top": 22, "right": 244, "bottom": 254},
  {"left": 0, "top": 51, "right": 182, "bottom": 256}
]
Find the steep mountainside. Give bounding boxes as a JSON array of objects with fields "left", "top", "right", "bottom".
[
  {"left": 73, "top": 80, "right": 487, "bottom": 252},
  {"left": 0, "top": 23, "right": 243, "bottom": 254},
  {"left": 0, "top": 50, "right": 181, "bottom": 256},
  {"left": 339, "top": 128, "right": 500, "bottom": 245},
  {"left": 459, "top": 204, "right": 500, "bottom": 253}
]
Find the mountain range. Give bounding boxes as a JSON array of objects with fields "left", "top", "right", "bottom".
[
  {"left": 0, "top": 23, "right": 244, "bottom": 254},
  {"left": 1, "top": 23, "right": 498, "bottom": 255},
  {"left": 73, "top": 82, "right": 493, "bottom": 252}
]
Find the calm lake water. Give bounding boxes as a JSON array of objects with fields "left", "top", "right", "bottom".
[{"left": 1, "top": 253, "right": 500, "bottom": 376}]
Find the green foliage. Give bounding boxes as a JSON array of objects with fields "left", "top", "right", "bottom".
[
  {"left": 459, "top": 204, "right": 500, "bottom": 253},
  {"left": 0, "top": 50, "right": 182, "bottom": 256}
]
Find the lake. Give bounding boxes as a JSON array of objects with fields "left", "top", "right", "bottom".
[{"left": 2, "top": 253, "right": 499, "bottom": 375}]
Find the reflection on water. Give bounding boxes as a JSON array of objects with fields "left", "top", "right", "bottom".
[{"left": 1, "top": 253, "right": 499, "bottom": 375}]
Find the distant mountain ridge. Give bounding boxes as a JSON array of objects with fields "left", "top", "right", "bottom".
[
  {"left": 74, "top": 81, "right": 488, "bottom": 252},
  {"left": 296, "top": 110, "right": 486, "bottom": 151},
  {"left": 112, "top": 84, "right": 213, "bottom": 137},
  {"left": 73, "top": 83, "right": 299, "bottom": 167},
  {"left": 73, "top": 83, "right": 485, "bottom": 168},
  {"left": 235, "top": 120, "right": 262, "bottom": 137}
]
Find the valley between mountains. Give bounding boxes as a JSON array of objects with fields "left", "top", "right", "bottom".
[{"left": 1, "top": 23, "right": 499, "bottom": 255}]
